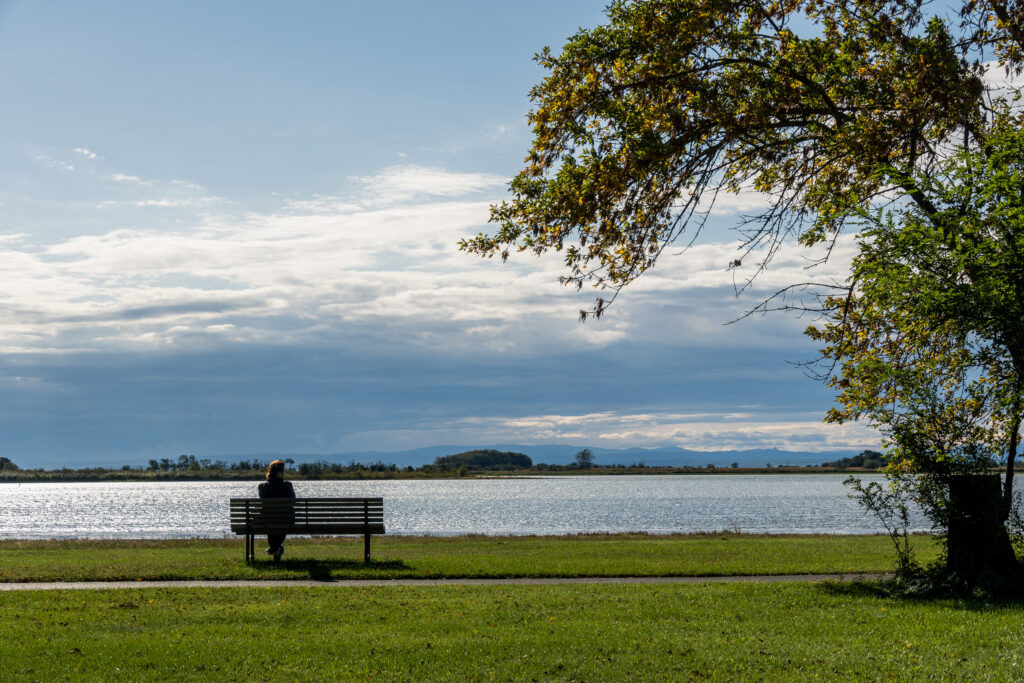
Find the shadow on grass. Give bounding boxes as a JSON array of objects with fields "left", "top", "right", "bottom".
[
  {"left": 817, "top": 579, "right": 1024, "bottom": 608},
  {"left": 256, "top": 558, "right": 411, "bottom": 580},
  {"left": 816, "top": 580, "right": 894, "bottom": 600}
]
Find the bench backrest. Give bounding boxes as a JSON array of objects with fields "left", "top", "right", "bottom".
[{"left": 229, "top": 497, "right": 385, "bottom": 535}]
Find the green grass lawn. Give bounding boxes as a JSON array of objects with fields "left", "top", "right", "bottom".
[
  {"left": 0, "top": 533, "right": 940, "bottom": 582},
  {"left": 1, "top": 582, "right": 1020, "bottom": 681}
]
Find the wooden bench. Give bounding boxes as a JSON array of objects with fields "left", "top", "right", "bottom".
[{"left": 230, "top": 497, "right": 385, "bottom": 563}]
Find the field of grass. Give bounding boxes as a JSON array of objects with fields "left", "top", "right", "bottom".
[
  {"left": 1, "top": 582, "right": 1020, "bottom": 680},
  {"left": 0, "top": 533, "right": 940, "bottom": 582}
]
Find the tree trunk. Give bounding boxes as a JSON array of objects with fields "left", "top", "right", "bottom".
[{"left": 946, "top": 474, "right": 1019, "bottom": 588}]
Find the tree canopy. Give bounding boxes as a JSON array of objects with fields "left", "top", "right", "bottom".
[
  {"left": 575, "top": 448, "right": 596, "bottom": 468},
  {"left": 462, "top": 0, "right": 1023, "bottom": 314},
  {"left": 808, "top": 116, "right": 1024, "bottom": 528}
]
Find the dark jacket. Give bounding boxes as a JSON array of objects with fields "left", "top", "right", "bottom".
[{"left": 258, "top": 478, "right": 295, "bottom": 499}]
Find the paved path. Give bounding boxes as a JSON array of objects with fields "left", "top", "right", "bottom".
[{"left": 0, "top": 573, "right": 891, "bottom": 591}]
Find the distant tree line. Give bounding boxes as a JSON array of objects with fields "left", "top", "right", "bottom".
[
  {"left": 145, "top": 455, "right": 296, "bottom": 473},
  {"left": 12, "top": 448, "right": 1015, "bottom": 482},
  {"left": 297, "top": 460, "right": 401, "bottom": 477},
  {"left": 820, "top": 450, "right": 889, "bottom": 470}
]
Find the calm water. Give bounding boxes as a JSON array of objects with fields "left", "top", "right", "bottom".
[{"left": 0, "top": 474, "right": 934, "bottom": 539}]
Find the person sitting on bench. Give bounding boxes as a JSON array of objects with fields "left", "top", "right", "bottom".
[{"left": 258, "top": 459, "right": 295, "bottom": 561}]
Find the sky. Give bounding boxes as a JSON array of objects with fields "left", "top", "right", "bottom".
[{"left": 0, "top": 1, "right": 881, "bottom": 467}]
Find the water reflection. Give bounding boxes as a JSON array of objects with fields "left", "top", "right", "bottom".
[{"left": 0, "top": 474, "right": 934, "bottom": 539}]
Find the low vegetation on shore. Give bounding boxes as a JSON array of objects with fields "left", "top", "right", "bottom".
[{"left": 0, "top": 449, "right": 913, "bottom": 482}]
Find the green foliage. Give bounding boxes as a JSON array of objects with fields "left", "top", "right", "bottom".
[
  {"left": 433, "top": 449, "right": 533, "bottom": 471},
  {"left": 822, "top": 450, "right": 889, "bottom": 469},
  {"left": 809, "top": 116, "right": 1024, "bottom": 531},
  {"left": 844, "top": 474, "right": 919, "bottom": 579},
  {"left": 296, "top": 460, "right": 399, "bottom": 477},
  {"left": 0, "top": 457, "right": 17, "bottom": 471},
  {"left": 574, "top": 448, "right": 595, "bottom": 468},
  {"left": 804, "top": 114, "right": 1024, "bottom": 588},
  {"left": 459, "top": 0, "right": 1022, "bottom": 315}
]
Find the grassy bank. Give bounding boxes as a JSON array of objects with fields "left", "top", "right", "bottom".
[
  {"left": 1, "top": 582, "right": 1020, "bottom": 680},
  {"left": 0, "top": 533, "right": 939, "bottom": 582}
]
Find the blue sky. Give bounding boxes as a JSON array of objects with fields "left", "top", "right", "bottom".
[{"left": 0, "top": 1, "right": 880, "bottom": 467}]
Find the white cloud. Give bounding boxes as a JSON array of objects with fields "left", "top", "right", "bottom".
[
  {"left": 110, "top": 173, "right": 148, "bottom": 184},
  {"left": 282, "top": 195, "right": 362, "bottom": 214},
  {"left": 0, "top": 161, "right": 848, "bottom": 366},
  {"left": 36, "top": 156, "right": 75, "bottom": 172},
  {"left": 134, "top": 197, "right": 222, "bottom": 208},
  {"left": 706, "top": 186, "right": 773, "bottom": 215},
  {"left": 350, "top": 165, "right": 507, "bottom": 205},
  {"left": 333, "top": 409, "right": 879, "bottom": 453},
  {"left": 73, "top": 147, "right": 97, "bottom": 159},
  {"left": 982, "top": 59, "right": 1024, "bottom": 95}
]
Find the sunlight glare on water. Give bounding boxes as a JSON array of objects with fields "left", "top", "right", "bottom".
[{"left": 0, "top": 474, "right": 932, "bottom": 539}]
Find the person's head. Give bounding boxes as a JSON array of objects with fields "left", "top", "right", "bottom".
[{"left": 266, "top": 459, "right": 286, "bottom": 481}]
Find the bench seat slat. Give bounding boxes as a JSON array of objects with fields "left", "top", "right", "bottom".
[
  {"left": 229, "top": 498, "right": 386, "bottom": 536},
  {"left": 228, "top": 528, "right": 387, "bottom": 532}
]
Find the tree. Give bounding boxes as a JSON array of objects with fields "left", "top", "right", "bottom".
[
  {"left": 808, "top": 118, "right": 1024, "bottom": 586},
  {"left": 575, "top": 448, "right": 595, "bottom": 469},
  {"left": 461, "top": 0, "right": 1024, "bottom": 584},
  {"left": 461, "top": 0, "right": 1020, "bottom": 315},
  {"left": 0, "top": 457, "right": 18, "bottom": 471}
]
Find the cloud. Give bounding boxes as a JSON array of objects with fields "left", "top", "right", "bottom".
[
  {"left": 350, "top": 165, "right": 507, "bottom": 205},
  {"left": 133, "top": 197, "right": 222, "bottom": 208},
  {"left": 36, "top": 156, "right": 75, "bottom": 172},
  {"left": 0, "top": 168, "right": 852, "bottom": 361},
  {"left": 110, "top": 173, "right": 149, "bottom": 184},
  {"left": 982, "top": 59, "right": 1024, "bottom": 95},
  {"left": 0, "top": 194, "right": 565, "bottom": 353},
  {"left": 706, "top": 186, "right": 773, "bottom": 215},
  {"left": 329, "top": 409, "right": 879, "bottom": 453},
  {"left": 0, "top": 160, "right": 854, "bottom": 460},
  {"left": 90, "top": 172, "right": 219, "bottom": 210},
  {"left": 55, "top": 299, "right": 256, "bottom": 324},
  {"left": 73, "top": 147, "right": 97, "bottom": 159}
]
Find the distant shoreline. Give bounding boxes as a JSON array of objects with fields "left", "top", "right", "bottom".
[{"left": 0, "top": 466, "right": 890, "bottom": 483}]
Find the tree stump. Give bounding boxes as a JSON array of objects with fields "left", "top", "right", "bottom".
[{"left": 946, "top": 474, "right": 1018, "bottom": 587}]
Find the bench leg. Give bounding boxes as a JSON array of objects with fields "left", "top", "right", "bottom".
[
  {"left": 245, "top": 532, "right": 253, "bottom": 563},
  {"left": 364, "top": 532, "right": 371, "bottom": 563}
]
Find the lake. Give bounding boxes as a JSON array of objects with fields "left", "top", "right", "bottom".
[{"left": 0, "top": 474, "right": 937, "bottom": 539}]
